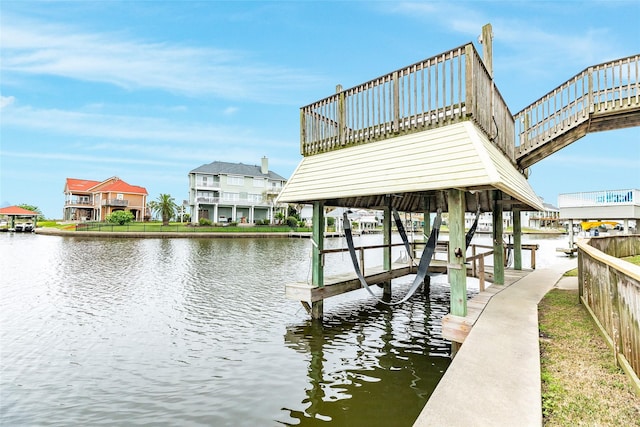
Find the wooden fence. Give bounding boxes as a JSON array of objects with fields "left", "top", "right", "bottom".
[
  {"left": 300, "top": 43, "right": 515, "bottom": 162},
  {"left": 577, "top": 235, "right": 640, "bottom": 392}
]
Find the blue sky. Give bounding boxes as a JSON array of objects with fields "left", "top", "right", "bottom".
[{"left": 1, "top": 1, "right": 639, "bottom": 219}]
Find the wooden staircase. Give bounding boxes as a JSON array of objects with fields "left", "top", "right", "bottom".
[{"left": 514, "top": 54, "right": 640, "bottom": 169}]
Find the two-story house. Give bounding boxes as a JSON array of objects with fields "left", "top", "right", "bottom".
[
  {"left": 189, "top": 157, "right": 287, "bottom": 224},
  {"left": 63, "top": 177, "right": 148, "bottom": 222}
]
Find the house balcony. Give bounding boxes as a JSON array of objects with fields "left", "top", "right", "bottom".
[
  {"left": 264, "top": 186, "right": 284, "bottom": 196},
  {"left": 65, "top": 200, "right": 94, "bottom": 206},
  {"left": 197, "top": 197, "right": 221, "bottom": 204},
  {"left": 558, "top": 189, "right": 640, "bottom": 221},
  {"left": 195, "top": 196, "right": 275, "bottom": 208},
  {"left": 195, "top": 181, "right": 221, "bottom": 189},
  {"left": 102, "top": 199, "right": 129, "bottom": 207}
]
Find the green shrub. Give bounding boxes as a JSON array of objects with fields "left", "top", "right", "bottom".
[
  {"left": 199, "top": 218, "right": 212, "bottom": 226},
  {"left": 286, "top": 216, "right": 298, "bottom": 228},
  {"left": 106, "top": 210, "right": 134, "bottom": 225}
]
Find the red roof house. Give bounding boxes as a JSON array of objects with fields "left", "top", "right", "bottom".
[{"left": 63, "top": 177, "right": 148, "bottom": 222}]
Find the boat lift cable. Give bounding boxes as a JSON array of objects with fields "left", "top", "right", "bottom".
[
  {"left": 466, "top": 206, "right": 482, "bottom": 249},
  {"left": 392, "top": 207, "right": 415, "bottom": 265},
  {"left": 392, "top": 204, "right": 480, "bottom": 272},
  {"left": 505, "top": 234, "right": 513, "bottom": 268},
  {"left": 342, "top": 210, "right": 442, "bottom": 306}
]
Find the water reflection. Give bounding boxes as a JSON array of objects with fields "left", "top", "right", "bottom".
[
  {"left": 283, "top": 278, "right": 452, "bottom": 426},
  {"left": 1, "top": 233, "right": 569, "bottom": 427}
]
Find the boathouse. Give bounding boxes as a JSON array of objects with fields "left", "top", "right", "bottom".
[
  {"left": 278, "top": 24, "right": 539, "bottom": 327},
  {"left": 278, "top": 24, "right": 640, "bottom": 343}
]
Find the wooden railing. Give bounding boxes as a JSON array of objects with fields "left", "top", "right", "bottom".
[
  {"left": 102, "top": 199, "right": 129, "bottom": 207},
  {"left": 514, "top": 54, "right": 640, "bottom": 165},
  {"left": 577, "top": 235, "right": 640, "bottom": 389},
  {"left": 300, "top": 43, "right": 515, "bottom": 161},
  {"left": 321, "top": 240, "right": 537, "bottom": 290}
]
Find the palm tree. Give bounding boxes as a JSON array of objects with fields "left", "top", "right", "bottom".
[{"left": 151, "top": 194, "right": 177, "bottom": 226}]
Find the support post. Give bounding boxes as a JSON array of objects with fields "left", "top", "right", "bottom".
[
  {"left": 423, "top": 198, "right": 431, "bottom": 238},
  {"left": 569, "top": 219, "right": 575, "bottom": 247},
  {"left": 382, "top": 199, "right": 392, "bottom": 299},
  {"left": 448, "top": 189, "right": 467, "bottom": 317},
  {"left": 513, "top": 207, "right": 522, "bottom": 270},
  {"left": 480, "top": 23, "right": 493, "bottom": 77},
  {"left": 337, "top": 84, "right": 345, "bottom": 146},
  {"left": 311, "top": 202, "right": 324, "bottom": 319},
  {"left": 492, "top": 191, "right": 505, "bottom": 285}
]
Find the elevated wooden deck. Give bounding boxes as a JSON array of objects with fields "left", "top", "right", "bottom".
[
  {"left": 300, "top": 42, "right": 515, "bottom": 163},
  {"left": 300, "top": 43, "right": 638, "bottom": 172}
]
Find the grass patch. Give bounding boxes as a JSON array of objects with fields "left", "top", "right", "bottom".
[
  {"left": 563, "top": 255, "right": 639, "bottom": 278},
  {"left": 539, "top": 289, "right": 640, "bottom": 426},
  {"left": 36, "top": 221, "right": 68, "bottom": 229},
  {"left": 622, "top": 255, "right": 640, "bottom": 266},
  {"left": 71, "top": 222, "right": 311, "bottom": 233}
]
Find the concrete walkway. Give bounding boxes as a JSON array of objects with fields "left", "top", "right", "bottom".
[{"left": 414, "top": 257, "right": 577, "bottom": 427}]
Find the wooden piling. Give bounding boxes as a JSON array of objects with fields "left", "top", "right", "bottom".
[
  {"left": 382, "top": 200, "right": 392, "bottom": 299},
  {"left": 492, "top": 191, "right": 505, "bottom": 285},
  {"left": 513, "top": 207, "right": 522, "bottom": 270},
  {"left": 311, "top": 201, "right": 324, "bottom": 319},
  {"left": 448, "top": 189, "right": 467, "bottom": 317}
]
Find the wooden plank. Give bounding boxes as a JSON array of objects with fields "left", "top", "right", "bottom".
[
  {"left": 285, "top": 263, "right": 414, "bottom": 303},
  {"left": 442, "top": 314, "right": 474, "bottom": 343}
]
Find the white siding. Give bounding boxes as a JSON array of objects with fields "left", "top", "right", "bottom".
[{"left": 278, "top": 122, "right": 543, "bottom": 211}]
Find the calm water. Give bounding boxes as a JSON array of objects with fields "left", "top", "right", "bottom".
[{"left": 0, "top": 232, "right": 567, "bottom": 426}]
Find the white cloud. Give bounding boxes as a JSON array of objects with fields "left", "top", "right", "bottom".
[
  {"left": 0, "top": 95, "right": 16, "bottom": 108},
  {"left": 223, "top": 106, "right": 239, "bottom": 116},
  {"left": 0, "top": 16, "right": 326, "bottom": 104},
  {"left": 1, "top": 104, "right": 296, "bottom": 149},
  {"left": 385, "top": 2, "right": 632, "bottom": 75},
  {"left": 547, "top": 154, "right": 639, "bottom": 169}
]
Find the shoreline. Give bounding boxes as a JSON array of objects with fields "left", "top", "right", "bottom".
[
  {"left": 34, "top": 227, "right": 315, "bottom": 239},
  {"left": 33, "top": 227, "right": 566, "bottom": 239}
]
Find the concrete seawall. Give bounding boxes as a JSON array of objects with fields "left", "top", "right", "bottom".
[{"left": 35, "top": 227, "right": 312, "bottom": 239}]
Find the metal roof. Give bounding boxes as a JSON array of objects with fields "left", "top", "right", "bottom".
[
  {"left": 0, "top": 206, "right": 39, "bottom": 216},
  {"left": 277, "top": 121, "right": 544, "bottom": 212},
  {"left": 190, "top": 161, "right": 286, "bottom": 181}
]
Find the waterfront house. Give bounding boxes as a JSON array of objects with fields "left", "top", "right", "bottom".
[
  {"left": 63, "top": 177, "right": 148, "bottom": 222},
  {"left": 188, "top": 157, "right": 287, "bottom": 224}
]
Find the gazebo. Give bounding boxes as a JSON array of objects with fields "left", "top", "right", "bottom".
[{"left": 0, "top": 206, "right": 39, "bottom": 231}]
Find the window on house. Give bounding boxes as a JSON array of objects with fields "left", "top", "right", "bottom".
[
  {"left": 223, "top": 192, "right": 240, "bottom": 201},
  {"left": 228, "top": 176, "right": 244, "bottom": 186},
  {"left": 117, "top": 193, "right": 124, "bottom": 200},
  {"left": 253, "top": 178, "right": 264, "bottom": 188}
]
